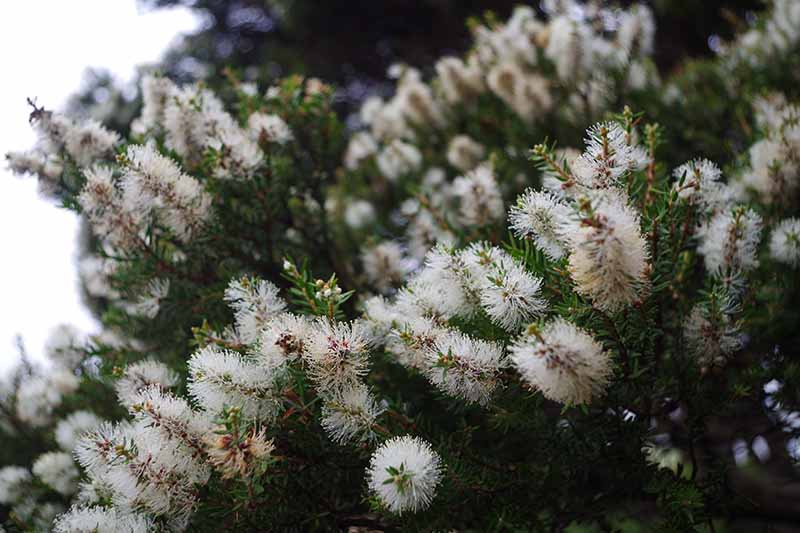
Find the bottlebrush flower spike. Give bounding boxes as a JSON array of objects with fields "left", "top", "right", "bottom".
[
  {"left": 510, "top": 318, "right": 612, "bottom": 405},
  {"left": 367, "top": 435, "right": 443, "bottom": 514},
  {"left": 567, "top": 193, "right": 650, "bottom": 312},
  {"left": 424, "top": 329, "right": 505, "bottom": 405}
]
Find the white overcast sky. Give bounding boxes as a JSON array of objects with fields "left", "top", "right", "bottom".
[{"left": 0, "top": 1, "right": 200, "bottom": 372}]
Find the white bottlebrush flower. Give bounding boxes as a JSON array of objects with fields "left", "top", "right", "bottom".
[
  {"left": 344, "top": 132, "right": 379, "bottom": 170},
  {"left": 205, "top": 425, "right": 274, "bottom": 480},
  {"left": 6, "top": 149, "right": 63, "bottom": 181},
  {"left": 509, "top": 189, "right": 576, "bottom": 260},
  {"left": 163, "top": 83, "right": 227, "bottom": 165},
  {"left": 247, "top": 112, "right": 294, "bottom": 145},
  {"left": 452, "top": 163, "right": 504, "bottom": 226},
  {"left": 207, "top": 121, "right": 263, "bottom": 179},
  {"left": 616, "top": 5, "right": 656, "bottom": 58},
  {"left": 115, "top": 359, "right": 180, "bottom": 407},
  {"left": 256, "top": 312, "right": 312, "bottom": 368},
  {"left": 129, "top": 278, "right": 170, "bottom": 319},
  {"left": 683, "top": 304, "right": 743, "bottom": 370},
  {"left": 567, "top": 195, "right": 650, "bottom": 312},
  {"left": 367, "top": 435, "right": 443, "bottom": 514},
  {"left": 78, "top": 165, "right": 144, "bottom": 250},
  {"left": 446, "top": 134, "right": 486, "bottom": 172},
  {"left": 188, "top": 345, "right": 281, "bottom": 421},
  {"left": 397, "top": 78, "right": 446, "bottom": 128},
  {"left": 304, "top": 319, "right": 372, "bottom": 396},
  {"left": 74, "top": 421, "right": 135, "bottom": 476},
  {"left": 0, "top": 466, "right": 31, "bottom": 504},
  {"left": 396, "top": 259, "right": 471, "bottom": 320},
  {"left": 55, "top": 410, "right": 103, "bottom": 451},
  {"left": 741, "top": 138, "right": 799, "bottom": 202},
  {"left": 104, "top": 430, "right": 203, "bottom": 529},
  {"left": 424, "top": 245, "right": 484, "bottom": 313},
  {"left": 571, "top": 122, "right": 640, "bottom": 190},
  {"left": 129, "top": 385, "right": 214, "bottom": 460},
  {"left": 435, "top": 56, "right": 485, "bottom": 105},
  {"left": 137, "top": 73, "right": 176, "bottom": 132},
  {"left": 362, "top": 295, "right": 402, "bottom": 342},
  {"left": 5, "top": 149, "right": 46, "bottom": 176},
  {"left": 376, "top": 139, "right": 423, "bottom": 181},
  {"left": 672, "top": 158, "right": 725, "bottom": 207},
  {"left": 697, "top": 208, "right": 763, "bottom": 274},
  {"left": 343, "top": 198, "right": 376, "bottom": 229},
  {"left": 64, "top": 119, "right": 120, "bottom": 167},
  {"left": 387, "top": 316, "right": 447, "bottom": 370},
  {"left": 769, "top": 217, "right": 800, "bottom": 266},
  {"left": 424, "top": 329, "right": 505, "bottom": 405},
  {"left": 509, "top": 318, "right": 612, "bottom": 405},
  {"left": 224, "top": 276, "right": 288, "bottom": 344},
  {"left": 44, "top": 323, "right": 85, "bottom": 368},
  {"left": 53, "top": 506, "right": 154, "bottom": 533},
  {"left": 486, "top": 63, "right": 552, "bottom": 123},
  {"left": 30, "top": 108, "right": 73, "bottom": 153},
  {"left": 16, "top": 368, "right": 79, "bottom": 427},
  {"left": 121, "top": 143, "right": 212, "bottom": 241},
  {"left": 477, "top": 255, "right": 547, "bottom": 331},
  {"left": 321, "top": 384, "right": 386, "bottom": 445},
  {"left": 361, "top": 241, "right": 414, "bottom": 294},
  {"left": 545, "top": 16, "right": 593, "bottom": 82},
  {"left": 32, "top": 451, "right": 79, "bottom": 496}
]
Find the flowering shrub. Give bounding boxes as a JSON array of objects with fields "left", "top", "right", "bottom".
[{"left": 2, "top": 1, "right": 800, "bottom": 531}]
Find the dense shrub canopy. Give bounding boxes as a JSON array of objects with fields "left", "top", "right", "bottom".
[{"left": 2, "top": 1, "right": 800, "bottom": 531}]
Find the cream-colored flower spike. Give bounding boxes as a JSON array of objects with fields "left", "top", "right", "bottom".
[{"left": 510, "top": 318, "right": 612, "bottom": 405}]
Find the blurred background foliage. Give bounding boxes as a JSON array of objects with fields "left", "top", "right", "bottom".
[{"left": 70, "top": 0, "right": 765, "bottom": 131}]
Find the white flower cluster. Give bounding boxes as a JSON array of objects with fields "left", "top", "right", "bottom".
[
  {"left": 73, "top": 418, "right": 208, "bottom": 530},
  {"left": 42, "top": 274, "right": 451, "bottom": 527},
  {"left": 32, "top": 451, "right": 80, "bottom": 496},
  {"left": 736, "top": 94, "right": 800, "bottom": 203},
  {"left": 7, "top": 75, "right": 300, "bottom": 318},
  {"left": 6, "top": 103, "right": 118, "bottom": 190},
  {"left": 724, "top": 0, "right": 800, "bottom": 67},
  {"left": 0, "top": 464, "right": 64, "bottom": 530},
  {"left": 16, "top": 365, "right": 80, "bottom": 427},
  {"left": 696, "top": 207, "right": 763, "bottom": 275},
  {"left": 115, "top": 359, "right": 180, "bottom": 407},
  {"left": 511, "top": 121, "right": 651, "bottom": 312},
  {"left": 365, "top": 242, "right": 549, "bottom": 405},
  {"left": 137, "top": 76, "right": 267, "bottom": 177},
  {"left": 346, "top": 1, "right": 655, "bottom": 160},
  {"left": 53, "top": 506, "right": 154, "bottom": 533},
  {"left": 355, "top": 161, "right": 507, "bottom": 288},
  {"left": 341, "top": 1, "right": 659, "bottom": 267},
  {"left": 78, "top": 144, "right": 212, "bottom": 250},
  {"left": 127, "top": 278, "right": 171, "bottom": 319},
  {"left": 224, "top": 276, "right": 288, "bottom": 344},
  {"left": 361, "top": 241, "right": 415, "bottom": 294}
]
